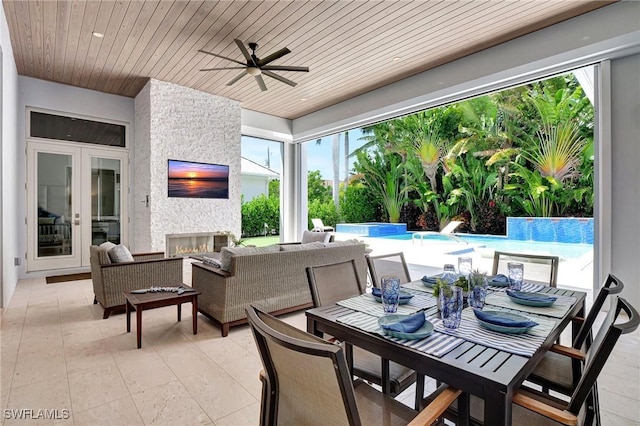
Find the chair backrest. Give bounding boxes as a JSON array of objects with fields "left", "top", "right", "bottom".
[
  {"left": 301, "top": 230, "right": 332, "bottom": 244},
  {"left": 306, "top": 259, "right": 364, "bottom": 307},
  {"left": 572, "top": 273, "right": 625, "bottom": 349},
  {"left": 311, "top": 218, "right": 325, "bottom": 229},
  {"left": 246, "top": 305, "right": 362, "bottom": 426},
  {"left": 492, "top": 251, "right": 560, "bottom": 287},
  {"left": 365, "top": 252, "right": 411, "bottom": 288},
  {"left": 440, "top": 221, "right": 462, "bottom": 234},
  {"left": 567, "top": 297, "right": 639, "bottom": 417}
]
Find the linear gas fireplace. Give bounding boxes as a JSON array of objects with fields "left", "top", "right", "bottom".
[{"left": 165, "top": 232, "right": 229, "bottom": 257}]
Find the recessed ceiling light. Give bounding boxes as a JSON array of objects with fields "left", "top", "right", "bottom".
[
  {"left": 393, "top": 57, "right": 402, "bottom": 62},
  {"left": 92, "top": 32, "right": 104, "bottom": 38},
  {"left": 300, "top": 98, "right": 308, "bottom": 101}
]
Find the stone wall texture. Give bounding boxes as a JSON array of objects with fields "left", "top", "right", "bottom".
[{"left": 134, "top": 79, "right": 241, "bottom": 253}]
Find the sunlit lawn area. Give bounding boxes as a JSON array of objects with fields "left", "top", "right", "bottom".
[{"left": 243, "top": 235, "right": 280, "bottom": 247}]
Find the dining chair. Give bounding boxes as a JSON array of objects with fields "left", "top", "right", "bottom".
[
  {"left": 246, "top": 305, "right": 462, "bottom": 426},
  {"left": 492, "top": 250, "right": 560, "bottom": 287},
  {"left": 526, "top": 274, "right": 625, "bottom": 397},
  {"left": 305, "top": 260, "right": 418, "bottom": 400},
  {"left": 365, "top": 252, "right": 412, "bottom": 288},
  {"left": 427, "top": 296, "right": 639, "bottom": 426}
]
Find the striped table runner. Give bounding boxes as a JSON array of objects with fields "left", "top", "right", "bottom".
[
  {"left": 485, "top": 292, "right": 576, "bottom": 318},
  {"left": 433, "top": 308, "right": 557, "bottom": 357},
  {"left": 488, "top": 282, "right": 545, "bottom": 293},
  {"left": 336, "top": 310, "right": 464, "bottom": 358},
  {"left": 337, "top": 292, "right": 436, "bottom": 318},
  {"left": 402, "top": 280, "right": 434, "bottom": 293}
]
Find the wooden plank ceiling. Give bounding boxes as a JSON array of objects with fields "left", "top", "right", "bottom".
[{"left": 3, "top": 0, "right": 612, "bottom": 120}]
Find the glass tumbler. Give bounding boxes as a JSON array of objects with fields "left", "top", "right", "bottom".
[
  {"left": 457, "top": 257, "right": 473, "bottom": 278},
  {"left": 508, "top": 262, "right": 524, "bottom": 291},
  {"left": 380, "top": 276, "right": 401, "bottom": 314},
  {"left": 440, "top": 285, "right": 463, "bottom": 329},
  {"left": 468, "top": 274, "right": 488, "bottom": 309},
  {"left": 442, "top": 263, "right": 457, "bottom": 284}
]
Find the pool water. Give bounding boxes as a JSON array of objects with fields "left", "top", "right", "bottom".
[{"left": 380, "top": 233, "right": 592, "bottom": 260}]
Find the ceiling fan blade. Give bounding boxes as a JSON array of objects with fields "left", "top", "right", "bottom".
[
  {"left": 261, "top": 65, "right": 309, "bottom": 72},
  {"left": 255, "top": 75, "right": 267, "bottom": 92},
  {"left": 200, "top": 67, "right": 247, "bottom": 71},
  {"left": 258, "top": 47, "right": 291, "bottom": 67},
  {"left": 227, "top": 71, "right": 247, "bottom": 86},
  {"left": 198, "top": 49, "right": 245, "bottom": 66},
  {"left": 235, "top": 39, "right": 256, "bottom": 66},
  {"left": 262, "top": 70, "right": 297, "bottom": 87}
]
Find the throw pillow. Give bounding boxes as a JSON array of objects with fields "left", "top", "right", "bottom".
[
  {"left": 108, "top": 244, "right": 134, "bottom": 263},
  {"left": 300, "top": 230, "right": 332, "bottom": 244},
  {"left": 220, "top": 245, "right": 280, "bottom": 271},
  {"left": 100, "top": 241, "right": 116, "bottom": 251}
]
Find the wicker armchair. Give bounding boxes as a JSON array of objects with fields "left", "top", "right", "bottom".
[{"left": 89, "top": 245, "right": 183, "bottom": 318}]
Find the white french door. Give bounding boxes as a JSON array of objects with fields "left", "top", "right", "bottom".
[{"left": 27, "top": 140, "right": 128, "bottom": 271}]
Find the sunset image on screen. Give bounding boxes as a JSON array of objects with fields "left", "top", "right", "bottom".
[{"left": 168, "top": 160, "right": 229, "bottom": 199}]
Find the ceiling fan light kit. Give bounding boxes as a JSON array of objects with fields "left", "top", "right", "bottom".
[{"left": 199, "top": 39, "right": 309, "bottom": 92}]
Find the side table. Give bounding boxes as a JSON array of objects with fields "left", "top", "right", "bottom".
[{"left": 124, "top": 285, "right": 201, "bottom": 349}]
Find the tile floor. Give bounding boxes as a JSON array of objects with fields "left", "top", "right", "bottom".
[{"left": 1, "top": 275, "right": 638, "bottom": 425}]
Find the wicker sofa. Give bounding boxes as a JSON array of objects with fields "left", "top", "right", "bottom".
[
  {"left": 192, "top": 241, "right": 367, "bottom": 336},
  {"left": 89, "top": 245, "right": 184, "bottom": 319}
]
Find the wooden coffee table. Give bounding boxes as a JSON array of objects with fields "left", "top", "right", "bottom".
[{"left": 124, "top": 285, "right": 201, "bottom": 349}]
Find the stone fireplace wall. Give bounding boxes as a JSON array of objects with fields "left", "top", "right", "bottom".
[{"left": 133, "top": 79, "right": 241, "bottom": 253}]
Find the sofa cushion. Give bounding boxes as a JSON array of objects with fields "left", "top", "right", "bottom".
[
  {"left": 220, "top": 245, "right": 281, "bottom": 271},
  {"left": 108, "top": 244, "right": 134, "bottom": 263},
  {"left": 279, "top": 241, "right": 327, "bottom": 252},
  {"left": 324, "top": 239, "right": 359, "bottom": 248}
]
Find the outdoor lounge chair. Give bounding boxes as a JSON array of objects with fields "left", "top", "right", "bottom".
[
  {"left": 411, "top": 220, "right": 463, "bottom": 245},
  {"left": 311, "top": 218, "right": 334, "bottom": 232},
  {"left": 246, "top": 304, "right": 461, "bottom": 426}
]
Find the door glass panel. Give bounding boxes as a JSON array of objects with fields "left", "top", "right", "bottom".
[
  {"left": 37, "top": 152, "right": 72, "bottom": 257},
  {"left": 91, "top": 157, "right": 121, "bottom": 245}
]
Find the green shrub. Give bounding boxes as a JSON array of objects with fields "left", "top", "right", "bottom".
[
  {"left": 241, "top": 195, "right": 280, "bottom": 237},
  {"left": 339, "top": 184, "right": 377, "bottom": 223},
  {"left": 308, "top": 199, "right": 339, "bottom": 230}
]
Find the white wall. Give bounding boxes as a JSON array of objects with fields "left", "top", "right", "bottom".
[
  {"left": 610, "top": 53, "right": 640, "bottom": 308},
  {"left": 1, "top": 4, "right": 19, "bottom": 308},
  {"left": 134, "top": 79, "right": 242, "bottom": 252},
  {"left": 241, "top": 175, "right": 270, "bottom": 202}
]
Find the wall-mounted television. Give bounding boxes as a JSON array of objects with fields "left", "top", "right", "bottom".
[{"left": 168, "top": 159, "right": 229, "bottom": 199}]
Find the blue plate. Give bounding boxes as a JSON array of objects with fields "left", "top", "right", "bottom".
[
  {"left": 372, "top": 291, "right": 414, "bottom": 305},
  {"left": 475, "top": 311, "right": 536, "bottom": 334},
  {"left": 507, "top": 291, "right": 557, "bottom": 307},
  {"left": 378, "top": 314, "right": 434, "bottom": 340}
]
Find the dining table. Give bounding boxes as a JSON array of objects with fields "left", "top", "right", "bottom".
[{"left": 305, "top": 279, "right": 586, "bottom": 426}]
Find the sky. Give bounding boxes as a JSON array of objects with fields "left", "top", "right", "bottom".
[
  {"left": 168, "top": 159, "right": 229, "bottom": 179},
  {"left": 241, "top": 128, "right": 367, "bottom": 181}
]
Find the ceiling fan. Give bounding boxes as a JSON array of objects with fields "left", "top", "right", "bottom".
[{"left": 198, "top": 39, "right": 309, "bottom": 91}]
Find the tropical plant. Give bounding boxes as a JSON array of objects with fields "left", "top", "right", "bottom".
[{"left": 353, "top": 150, "right": 407, "bottom": 223}]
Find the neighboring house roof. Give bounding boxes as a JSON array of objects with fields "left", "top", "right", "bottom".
[{"left": 241, "top": 157, "right": 279, "bottom": 179}]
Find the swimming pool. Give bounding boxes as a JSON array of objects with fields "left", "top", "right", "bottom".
[{"left": 379, "top": 233, "right": 592, "bottom": 260}]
